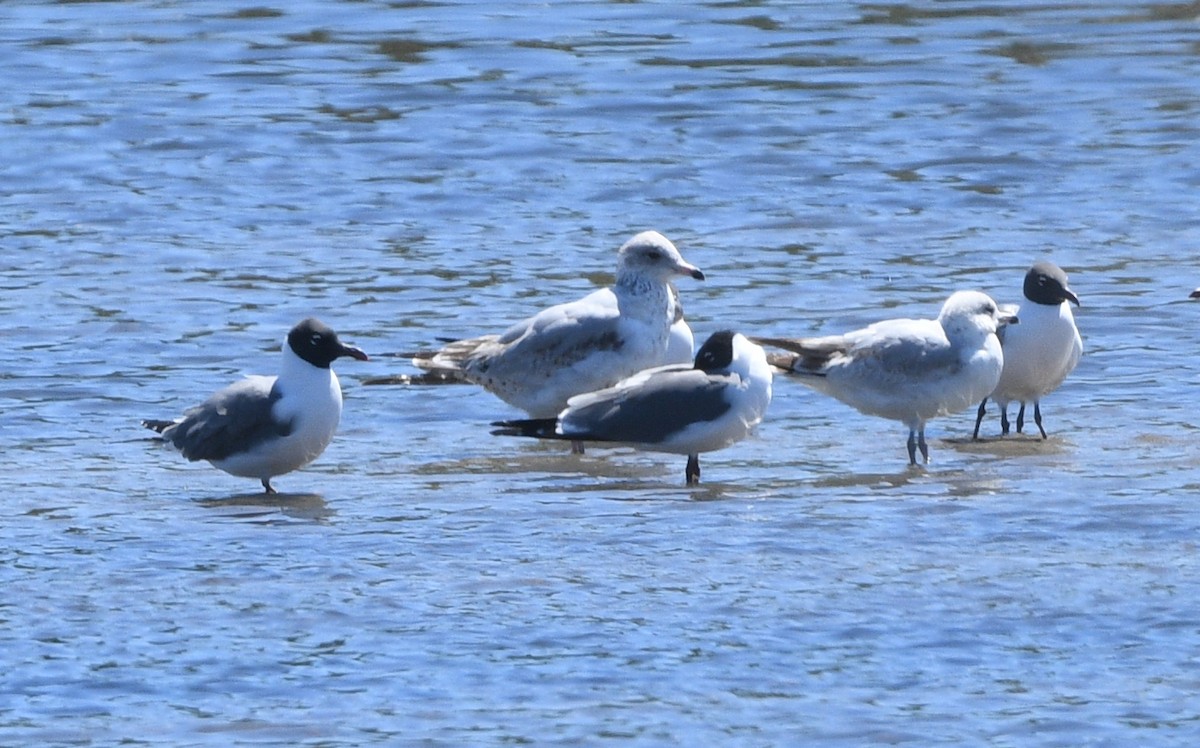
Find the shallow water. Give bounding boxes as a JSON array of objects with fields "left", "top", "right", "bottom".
[{"left": 3, "top": 1, "right": 1200, "bottom": 744}]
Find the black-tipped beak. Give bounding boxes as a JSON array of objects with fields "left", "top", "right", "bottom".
[
  {"left": 675, "top": 259, "right": 705, "bottom": 281},
  {"left": 1000, "top": 313, "right": 1019, "bottom": 327},
  {"left": 339, "top": 344, "right": 369, "bottom": 362}
]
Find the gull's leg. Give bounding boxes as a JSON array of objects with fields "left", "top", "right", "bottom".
[
  {"left": 973, "top": 399, "right": 988, "bottom": 440},
  {"left": 917, "top": 428, "right": 929, "bottom": 463},
  {"left": 1016, "top": 403, "right": 1027, "bottom": 434},
  {"left": 686, "top": 454, "right": 701, "bottom": 484},
  {"left": 571, "top": 440, "right": 585, "bottom": 454},
  {"left": 1000, "top": 405, "right": 1011, "bottom": 436},
  {"left": 1033, "top": 401, "right": 1047, "bottom": 439},
  {"left": 262, "top": 478, "right": 276, "bottom": 494},
  {"left": 906, "top": 429, "right": 918, "bottom": 465}
]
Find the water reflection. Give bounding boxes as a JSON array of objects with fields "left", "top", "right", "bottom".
[{"left": 196, "top": 492, "right": 332, "bottom": 523}]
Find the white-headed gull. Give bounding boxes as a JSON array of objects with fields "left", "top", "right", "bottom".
[
  {"left": 757, "top": 291, "right": 1016, "bottom": 465},
  {"left": 411, "top": 231, "right": 704, "bottom": 418},
  {"left": 492, "top": 330, "right": 772, "bottom": 484},
  {"left": 973, "top": 262, "right": 1081, "bottom": 439},
  {"left": 143, "top": 318, "right": 368, "bottom": 493},
  {"left": 379, "top": 281, "right": 696, "bottom": 387}
]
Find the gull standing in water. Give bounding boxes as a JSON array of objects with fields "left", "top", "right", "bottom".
[
  {"left": 411, "top": 231, "right": 704, "bottom": 418},
  {"left": 757, "top": 291, "right": 1015, "bottom": 465},
  {"left": 973, "top": 261, "right": 1082, "bottom": 439},
  {"left": 143, "top": 318, "right": 368, "bottom": 493},
  {"left": 492, "top": 331, "right": 772, "bottom": 484}
]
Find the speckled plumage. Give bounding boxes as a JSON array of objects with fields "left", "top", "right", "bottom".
[{"left": 413, "top": 231, "right": 704, "bottom": 418}]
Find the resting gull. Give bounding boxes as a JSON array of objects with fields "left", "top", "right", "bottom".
[
  {"left": 142, "top": 318, "right": 368, "bottom": 493},
  {"left": 493, "top": 330, "right": 772, "bottom": 484},
  {"left": 411, "top": 230, "right": 704, "bottom": 418}
]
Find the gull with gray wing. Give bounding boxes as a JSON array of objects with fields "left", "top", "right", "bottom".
[
  {"left": 974, "top": 261, "right": 1082, "bottom": 439},
  {"left": 143, "top": 318, "right": 368, "bottom": 493},
  {"left": 492, "top": 330, "right": 772, "bottom": 484},
  {"left": 757, "top": 291, "right": 1015, "bottom": 465},
  {"left": 409, "top": 231, "right": 704, "bottom": 418}
]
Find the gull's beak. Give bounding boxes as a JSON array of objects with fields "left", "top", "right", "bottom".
[
  {"left": 1063, "top": 287, "right": 1081, "bottom": 307},
  {"left": 676, "top": 260, "right": 705, "bottom": 281},
  {"left": 339, "top": 343, "right": 370, "bottom": 362},
  {"left": 998, "top": 312, "right": 1019, "bottom": 328}
]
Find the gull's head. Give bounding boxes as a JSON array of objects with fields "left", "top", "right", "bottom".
[
  {"left": 616, "top": 231, "right": 705, "bottom": 284},
  {"left": 1025, "top": 261, "right": 1080, "bottom": 307},
  {"left": 938, "top": 291, "right": 1017, "bottom": 339},
  {"left": 286, "top": 318, "right": 369, "bottom": 369},
  {"left": 693, "top": 330, "right": 770, "bottom": 377}
]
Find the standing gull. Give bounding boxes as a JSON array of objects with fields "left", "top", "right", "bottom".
[
  {"left": 411, "top": 230, "right": 704, "bottom": 417},
  {"left": 143, "top": 318, "right": 368, "bottom": 493},
  {"left": 756, "top": 291, "right": 1015, "bottom": 465},
  {"left": 492, "top": 330, "right": 772, "bottom": 484},
  {"left": 973, "top": 261, "right": 1082, "bottom": 439}
]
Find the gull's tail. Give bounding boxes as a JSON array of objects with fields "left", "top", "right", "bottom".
[
  {"left": 410, "top": 334, "right": 499, "bottom": 375},
  {"left": 751, "top": 336, "right": 838, "bottom": 376},
  {"left": 361, "top": 335, "right": 501, "bottom": 386},
  {"left": 490, "top": 418, "right": 564, "bottom": 440},
  {"left": 141, "top": 418, "right": 177, "bottom": 434}
]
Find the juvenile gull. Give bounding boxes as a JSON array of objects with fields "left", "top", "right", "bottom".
[
  {"left": 376, "top": 282, "right": 696, "bottom": 386},
  {"left": 410, "top": 231, "right": 704, "bottom": 417},
  {"left": 973, "top": 261, "right": 1082, "bottom": 439},
  {"left": 142, "top": 318, "right": 368, "bottom": 493},
  {"left": 756, "top": 291, "right": 1015, "bottom": 465},
  {"left": 492, "top": 330, "right": 772, "bottom": 484}
]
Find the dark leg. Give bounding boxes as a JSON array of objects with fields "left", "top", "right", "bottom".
[
  {"left": 917, "top": 428, "right": 929, "bottom": 463},
  {"left": 1016, "top": 403, "right": 1026, "bottom": 434},
  {"left": 571, "top": 440, "right": 585, "bottom": 454},
  {"left": 1000, "top": 405, "right": 1011, "bottom": 436},
  {"left": 262, "top": 478, "right": 276, "bottom": 494},
  {"left": 973, "top": 399, "right": 988, "bottom": 440},
  {"left": 1033, "top": 401, "right": 1047, "bottom": 439},
  {"left": 685, "top": 454, "right": 701, "bottom": 484},
  {"left": 906, "top": 430, "right": 918, "bottom": 465}
]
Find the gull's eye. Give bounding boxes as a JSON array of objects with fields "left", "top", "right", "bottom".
[{"left": 310, "top": 333, "right": 324, "bottom": 346}]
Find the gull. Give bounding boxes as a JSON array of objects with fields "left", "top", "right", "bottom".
[
  {"left": 492, "top": 330, "right": 772, "bottom": 484},
  {"left": 142, "top": 318, "right": 368, "bottom": 493},
  {"left": 411, "top": 230, "right": 704, "bottom": 418},
  {"left": 973, "top": 261, "right": 1081, "bottom": 439},
  {"left": 756, "top": 291, "right": 1016, "bottom": 465},
  {"left": 376, "top": 282, "right": 696, "bottom": 387}
]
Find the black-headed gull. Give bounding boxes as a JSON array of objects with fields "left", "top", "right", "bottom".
[
  {"left": 757, "top": 291, "right": 1016, "bottom": 465},
  {"left": 410, "top": 230, "right": 704, "bottom": 418},
  {"left": 973, "top": 262, "right": 1081, "bottom": 439},
  {"left": 143, "top": 318, "right": 368, "bottom": 493},
  {"left": 492, "top": 330, "right": 772, "bottom": 484}
]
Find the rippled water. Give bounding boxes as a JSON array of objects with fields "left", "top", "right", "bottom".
[{"left": 4, "top": 1, "right": 1200, "bottom": 744}]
